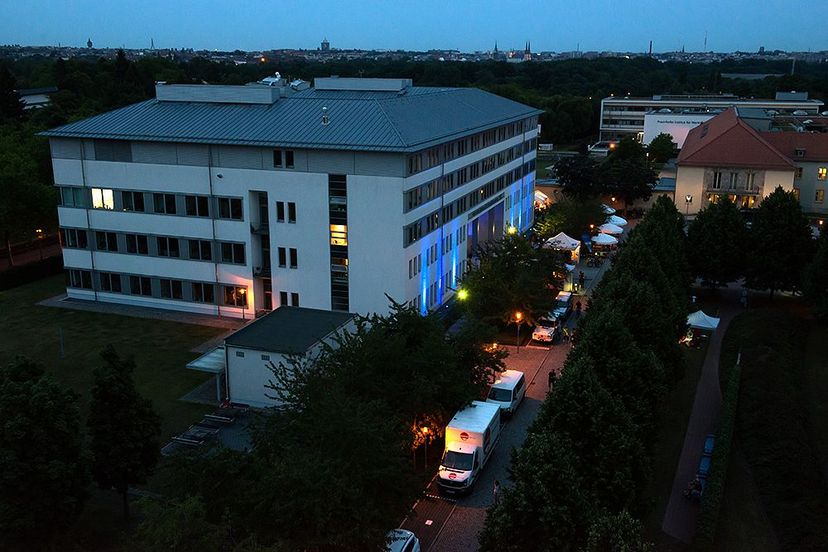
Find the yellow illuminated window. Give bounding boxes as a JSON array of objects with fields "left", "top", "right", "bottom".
[
  {"left": 816, "top": 189, "right": 825, "bottom": 203},
  {"left": 819, "top": 167, "right": 827, "bottom": 181},
  {"left": 330, "top": 224, "right": 348, "bottom": 246},
  {"left": 91, "top": 188, "right": 114, "bottom": 209}
]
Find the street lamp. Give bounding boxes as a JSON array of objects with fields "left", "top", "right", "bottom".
[
  {"left": 507, "top": 225, "right": 518, "bottom": 235},
  {"left": 35, "top": 228, "right": 44, "bottom": 260},
  {"left": 514, "top": 311, "right": 523, "bottom": 354},
  {"left": 237, "top": 288, "right": 247, "bottom": 320},
  {"left": 685, "top": 194, "right": 693, "bottom": 216},
  {"left": 421, "top": 426, "right": 429, "bottom": 469},
  {"left": 456, "top": 288, "right": 469, "bottom": 301}
]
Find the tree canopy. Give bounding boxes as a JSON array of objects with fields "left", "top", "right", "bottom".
[
  {"left": 647, "top": 132, "right": 676, "bottom": 164},
  {"left": 687, "top": 197, "right": 748, "bottom": 286},
  {"left": 803, "top": 231, "right": 828, "bottom": 321}
]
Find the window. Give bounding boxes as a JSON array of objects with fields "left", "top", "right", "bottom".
[
  {"left": 330, "top": 224, "right": 348, "bottom": 246},
  {"left": 67, "top": 269, "right": 92, "bottom": 289},
  {"left": 819, "top": 167, "right": 828, "bottom": 181},
  {"left": 285, "top": 150, "right": 294, "bottom": 168},
  {"left": 125, "top": 234, "right": 149, "bottom": 255},
  {"left": 276, "top": 201, "right": 285, "bottom": 222},
  {"left": 273, "top": 149, "right": 282, "bottom": 167},
  {"left": 188, "top": 239, "right": 212, "bottom": 261},
  {"left": 62, "top": 228, "right": 88, "bottom": 249},
  {"left": 712, "top": 171, "right": 722, "bottom": 190},
  {"left": 796, "top": 167, "right": 803, "bottom": 179},
  {"left": 192, "top": 282, "right": 215, "bottom": 303},
  {"left": 220, "top": 242, "right": 246, "bottom": 265},
  {"left": 157, "top": 236, "right": 180, "bottom": 258},
  {"left": 160, "top": 278, "right": 184, "bottom": 299},
  {"left": 218, "top": 197, "right": 243, "bottom": 220},
  {"left": 278, "top": 247, "right": 287, "bottom": 267},
  {"left": 224, "top": 285, "right": 247, "bottom": 307},
  {"left": 291, "top": 292, "right": 299, "bottom": 306},
  {"left": 185, "top": 195, "right": 210, "bottom": 217},
  {"left": 261, "top": 354, "right": 270, "bottom": 361},
  {"left": 122, "top": 191, "right": 145, "bottom": 212},
  {"left": 289, "top": 248, "right": 298, "bottom": 268},
  {"left": 99, "top": 272, "right": 121, "bottom": 293},
  {"left": 288, "top": 202, "right": 296, "bottom": 223},
  {"left": 60, "top": 187, "right": 86, "bottom": 208},
  {"left": 816, "top": 189, "right": 825, "bottom": 203},
  {"left": 129, "top": 275, "right": 152, "bottom": 296},
  {"left": 91, "top": 188, "right": 114, "bottom": 210},
  {"left": 95, "top": 231, "right": 118, "bottom": 252},
  {"left": 279, "top": 291, "right": 288, "bottom": 306},
  {"left": 153, "top": 193, "right": 177, "bottom": 214},
  {"left": 746, "top": 172, "right": 756, "bottom": 192},
  {"left": 235, "top": 351, "right": 245, "bottom": 358},
  {"left": 729, "top": 172, "right": 738, "bottom": 190}
]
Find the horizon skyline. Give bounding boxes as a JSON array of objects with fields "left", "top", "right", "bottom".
[{"left": 2, "top": 1, "right": 826, "bottom": 55}]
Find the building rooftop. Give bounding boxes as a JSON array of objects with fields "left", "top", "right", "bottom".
[
  {"left": 759, "top": 131, "right": 828, "bottom": 162},
  {"left": 41, "top": 80, "right": 541, "bottom": 153},
  {"left": 677, "top": 107, "right": 795, "bottom": 170},
  {"left": 604, "top": 93, "right": 822, "bottom": 105},
  {"left": 224, "top": 307, "right": 354, "bottom": 354}
]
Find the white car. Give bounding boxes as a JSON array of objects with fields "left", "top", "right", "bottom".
[
  {"left": 532, "top": 317, "right": 558, "bottom": 343},
  {"left": 386, "top": 529, "right": 421, "bottom": 552},
  {"left": 551, "top": 291, "right": 573, "bottom": 321}
]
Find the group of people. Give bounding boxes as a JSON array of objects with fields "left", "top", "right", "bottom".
[{"left": 683, "top": 477, "right": 703, "bottom": 500}]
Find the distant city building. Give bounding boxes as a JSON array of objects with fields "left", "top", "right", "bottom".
[
  {"left": 43, "top": 77, "right": 540, "bottom": 318},
  {"left": 600, "top": 93, "right": 824, "bottom": 141},
  {"left": 86, "top": 38, "right": 92, "bottom": 49},
  {"left": 523, "top": 41, "right": 532, "bottom": 62},
  {"left": 321, "top": 38, "right": 330, "bottom": 51},
  {"left": 675, "top": 107, "right": 828, "bottom": 216}
]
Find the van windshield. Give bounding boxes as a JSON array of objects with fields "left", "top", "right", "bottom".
[
  {"left": 488, "top": 387, "right": 513, "bottom": 402},
  {"left": 441, "top": 450, "right": 474, "bottom": 471}
]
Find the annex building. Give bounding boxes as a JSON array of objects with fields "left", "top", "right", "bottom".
[{"left": 44, "top": 76, "right": 540, "bottom": 318}]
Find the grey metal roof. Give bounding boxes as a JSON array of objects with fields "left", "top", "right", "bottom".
[
  {"left": 41, "top": 86, "right": 542, "bottom": 152},
  {"left": 224, "top": 307, "right": 354, "bottom": 354}
]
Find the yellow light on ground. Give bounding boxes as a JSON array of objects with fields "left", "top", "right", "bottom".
[
  {"left": 457, "top": 289, "right": 469, "bottom": 301},
  {"left": 507, "top": 225, "right": 518, "bottom": 235}
]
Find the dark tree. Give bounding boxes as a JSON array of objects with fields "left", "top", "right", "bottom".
[
  {"left": 687, "top": 198, "right": 748, "bottom": 286},
  {"left": 585, "top": 510, "right": 654, "bottom": 552},
  {"left": 803, "top": 231, "right": 828, "bottom": 321},
  {"left": 534, "top": 196, "right": 606, "bottom": 241},
  {"left": 88, "top": 346, "right": 161, "bottom": 519},
  {"left": 555, "top": 152, "right": 601, "bottom": 201},
  {"left": 745, "top": 187, "right": 814, "bottom": 296},
  {"left": 0, "top": 357, "right": 89, "bottom": 549},
  {"left": 599, "top": 157, "right": 658, "bottom": 215},
  {"left": 134, "top": 496, "right": 230, "bottom": 552},
  {"left": 0, "top": 65, "right": 24, "bottom": 120},
  {"left": 646, "top": 132, "right": 676, "bottom": 164}
]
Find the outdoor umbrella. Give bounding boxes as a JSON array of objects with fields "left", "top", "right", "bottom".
[
  {"left": 607, "top": 214, "right": 628, "bottom": 226},
  {"left": 601, "top": 203, "right": 616, "bottom": 215},
  {"left": 599, "top": 223, "right": 623, "bottom": 235},
  {"left": 592, "top": 232, "right": 618, "bottom": 245}
]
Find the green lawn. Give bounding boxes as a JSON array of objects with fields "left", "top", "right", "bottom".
[
  {"left": 0, "top": 276, "right": 226, "bottom": 550},
  {"left": 0, "top": 275, "right": 223, "bottom": 441},
  {"left": 641, "top": 342, "right": 707, "bottom": 546}
]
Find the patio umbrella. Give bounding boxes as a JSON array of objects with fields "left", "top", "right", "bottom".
[
  {"left": 607, "top": 214, "right": 628, "bottom": 226},
  {"left": 601, "top": 203, "right": 616, "bottom": 215},
  {"left": 592, "top": 232, "right": 618, "bottom": 245},
  {"left": 599, "top": 223, "right": 623, "bottom": 235}
]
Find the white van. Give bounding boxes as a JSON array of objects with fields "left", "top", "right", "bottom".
[{"left": 486, "top": 370, "right": 527, "bottom": 416}]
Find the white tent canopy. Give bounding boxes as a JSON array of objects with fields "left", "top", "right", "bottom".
[
  {"left": 545, "top": 232, "right": 580, "bottom": 250},
  {"left": 607, "top": 214, "right": 628, "bottom": 226},
  {"left": 602, "top": 203, "right": 616, "bottom": 214},
  {"left": 534, "top": 190, "right": 550, "bottom": 203},
  {"left": 592, "top": 232, "right": 618, "bottom": 245},
  {"left": 687, "top": 310, "right": 720, "bottom": 330},
  {"left": 599, "top": 223, "right": 624, "bottom": 235}
]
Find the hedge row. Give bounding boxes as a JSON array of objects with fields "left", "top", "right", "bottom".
[{"left": 0, "top": 256, "right": 64, "bottom": 291}]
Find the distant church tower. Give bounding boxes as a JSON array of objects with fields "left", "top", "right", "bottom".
[
  {"left": 87, "top": 38, "right": 93, "bottom": 49},
  {"left": 523, "top": 41, "right": 532, "bottom": 61},
  {"left": 321, "top": 38, "right": 330, "bottom": 52}
]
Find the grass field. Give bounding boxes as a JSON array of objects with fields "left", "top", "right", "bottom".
[
  {"left": 0, "top": 276, "right": 226, "bottom": 550},
  {"left": 641, "top": 342, "right": 707, "bottom": 547}
]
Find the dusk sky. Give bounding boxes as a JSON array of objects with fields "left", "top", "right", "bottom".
[{"left": 2, "top": 0, "right": 825, "bottom": 53}]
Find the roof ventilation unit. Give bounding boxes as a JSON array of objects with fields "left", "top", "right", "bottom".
[{"left": 321, "top": 106, "right": 329, "bottom": 126}]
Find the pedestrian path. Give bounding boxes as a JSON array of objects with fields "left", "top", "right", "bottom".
[{"left": 661, "top": 286, "right": 742, "bottom": 542}]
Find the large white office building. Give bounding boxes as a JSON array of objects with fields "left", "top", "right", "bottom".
[
  {"left": 600, "top": 92, "right": 823, "bottom": 142},
  {"left": 44, "top": 76, "right": 540, "bottom": 317}
]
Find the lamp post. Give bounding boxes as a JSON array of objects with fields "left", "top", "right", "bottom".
[
  {"left": 238, "top": 288, "right": 247, "bottom": 320},
  {"left": 35, "top": 228, "right": 44, "bottom": 260},
  {"left": 421, "top": 426, "right": 429, "bottom": 469},
  {"left": 515, "top": 311, "right": 523, "bottom": 354},
  {"left": 685, "top": 194, "right": 693, "bottom": 216}
]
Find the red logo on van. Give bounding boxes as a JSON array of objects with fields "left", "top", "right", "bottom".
[
  {"left": 460, "top": 432, "right": 469, "bottom": 441},
  {"left": 449, "top": 473, "right": 457, "bottom": 479}
]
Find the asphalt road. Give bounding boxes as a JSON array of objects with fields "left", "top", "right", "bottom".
[{"left": 401, "top": 343, "right": 570, "bottom": 552}]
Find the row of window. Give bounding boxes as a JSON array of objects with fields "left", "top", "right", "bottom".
[
  {"left": 410, "top": 259, "right": 471, "bottom": 312},
  {"left": 59, "top": 187, "right": 245, "bottom": 221},
  {"left": 404, "top": 160, "right": 535, "bottom": 247},
  {"left": 60, "top": 228, "right": 246, "bottom": 265},
  {"left": 66, "top": 268, "right": 249, "bottom": 307},
  {"left": 710, "top": 171, "right": 757, "bottom": 192},
  {"left": 404, "top": 139, "right": 537, "bottom": 212},
  {"left": 406, "top": 117, "right": 538, "bottom": 176}
]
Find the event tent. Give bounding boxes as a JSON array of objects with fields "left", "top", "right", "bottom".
[
  {"left": 601, "top": 203, "right": 616, "bottom": 214},
  {"left": 599, "top": 223, "right": 624, "bottom": 235},
  {"left": 544, "top": 232, "right": 581, "bottom": 263},
  {"left": 534, "top": 190, "right": 550, "bottom": 204},
  {"left": 687, "top": 310, "right": 720, "bottom": 330},
  {"left": 607, "top": 214, "right": 628, "bottom": 226},
  {"left": 592, "top": 232, "right": 618, "bottom": 245}
]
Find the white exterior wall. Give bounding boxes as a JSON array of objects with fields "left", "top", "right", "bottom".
[{"left": 226, "top": 346, "right": 286, "bottom": 408}]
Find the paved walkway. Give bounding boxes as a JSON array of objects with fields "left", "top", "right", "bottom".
[{"left": 662, "top": 285, "right": 742, "bottom": 542}]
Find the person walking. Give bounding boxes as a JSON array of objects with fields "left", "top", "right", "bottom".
[
  {"left": 578, "top": 271, "right": 585, "bottom": 292},
  {"left": 548, "top": 370, "right": 555, "bottom": 390},
  {"left": 493, "top": 479, "right": 501, "bottom": 506},
  {"left": 574, "top": 300, "right": 582, "bottom": 317}
]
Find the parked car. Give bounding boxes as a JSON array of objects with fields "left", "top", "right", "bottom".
[
  {"left": 551, "top": 291, "right": 573, "bottom": 321},
  {"left": 486, "top": 369, "right": 527, "bottom": 416},
  {"left": 386, "top": 529, "right": 421, "bottom": 552},
  {"left": 531, "top": 316, "right": 559, "bottom": 343}
]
